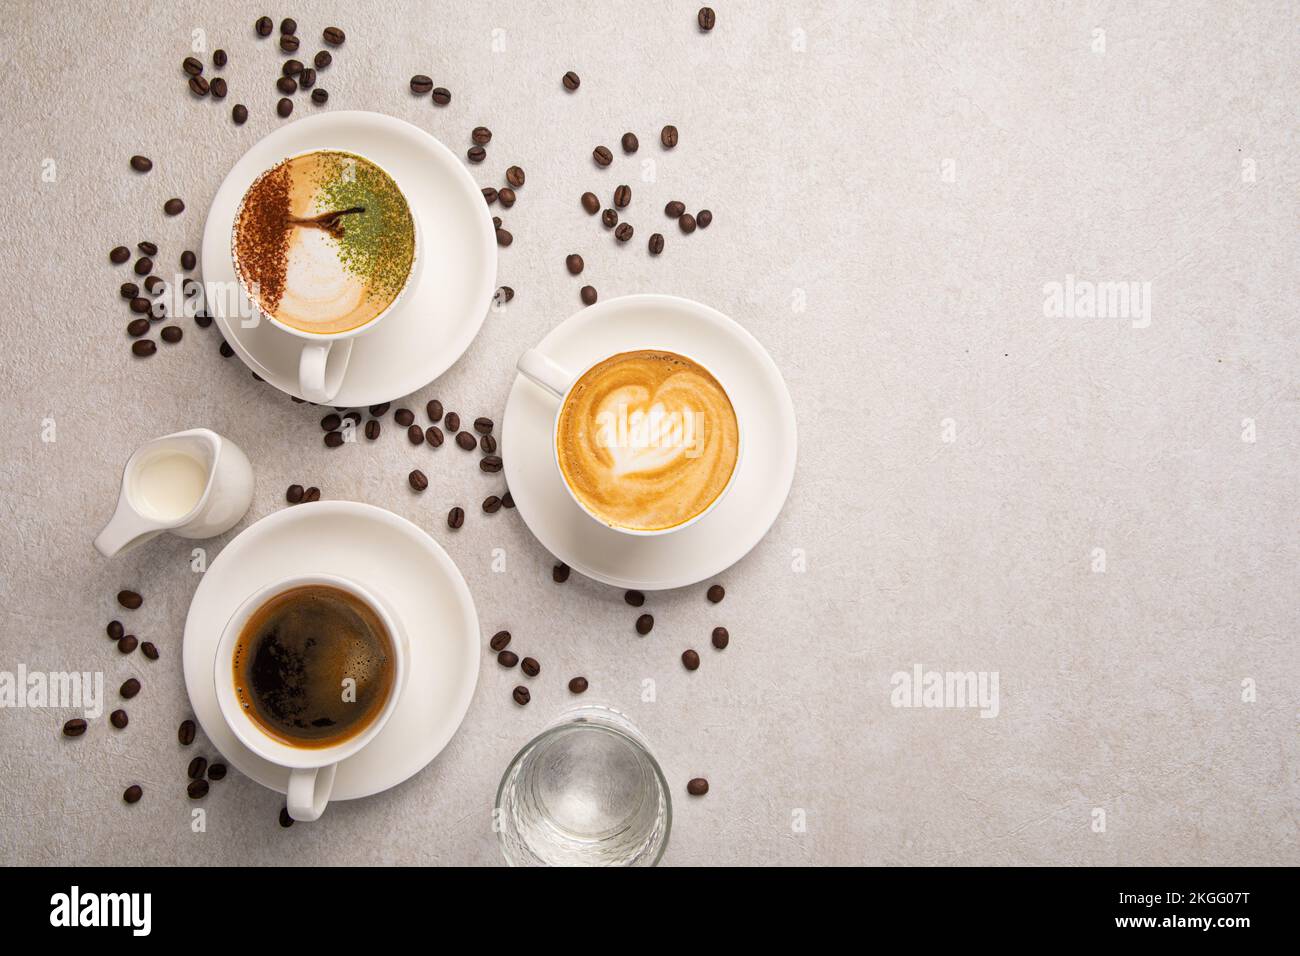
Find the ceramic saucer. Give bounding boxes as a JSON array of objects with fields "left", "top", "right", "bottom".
[
  {"left": 200, "top": 110, "right": 497, "bottom": 406},
  {"left": 182, "top": 501, "right": 479, "bottom": 800},
  {"left": 501, "top": 294, "right": 797, "bottom": 590}
]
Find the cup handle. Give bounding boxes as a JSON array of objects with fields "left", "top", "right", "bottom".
[
  {"left": 299, "top": 341, "right": 353, "bottom": 404},
  {"left": 516, "top": 349, "right": 572, "bottom": 399},
  {"left": 287, "top": 764, "right": 337, "bottom": 822}
]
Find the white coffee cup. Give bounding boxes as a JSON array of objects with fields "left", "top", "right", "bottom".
[
  {"left": 515, "top": 347, "right": 744, "bottom": 536},
  {"left": 230, "top": 149, "right": 421, "bottom": 404},
  {"left": 213, "top": 573, "right": 409, "bottom": 821}
]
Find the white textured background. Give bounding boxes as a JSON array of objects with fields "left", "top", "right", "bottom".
[{"left": 0, "top": 0, "right": 1296, "bottom": 866}]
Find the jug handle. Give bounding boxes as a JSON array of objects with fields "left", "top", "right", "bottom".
[{"left": 94, "top": 495, "right": 166, "bottom": 557}]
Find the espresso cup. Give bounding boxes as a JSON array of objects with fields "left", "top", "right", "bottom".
[
  {"left": 214, "top": 573, "right": 409, "bottom": 821},
  {"left": 230, "top": 149, "right": 421, "bottom": 404},
  {"left": 516, "top": 347, "right": 744, "bottom": 536}
]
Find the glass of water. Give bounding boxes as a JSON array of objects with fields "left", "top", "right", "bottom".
[{"left": 496, "top": 705, "right": 671, "bottom": 866}]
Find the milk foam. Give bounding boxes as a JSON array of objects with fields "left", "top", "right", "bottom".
[{"left": 274, "top": 228, "right": 370, "bottom": 332}]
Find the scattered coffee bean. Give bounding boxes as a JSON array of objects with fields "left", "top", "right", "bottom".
[
  {"left": 117, "top": 590, "right": 143, "bottom": 610},
  {"left": 601, "top": 208, "right": 618, "bottom": 228},
  {"left": 368, "top": 402, "right": 390, "bottom": 416},
  {"left": 455, "top": 431, "right": 476, "bottom": 451},
  {"left": 480, "top": 455, "right": 503, "bottom": 473},
  {"left": 483, "top": 495, "right": 502, "bottom": 514},
  {"left": 126, "top": 318, "right": 149, "bottom": 337},
  {"left": 392, "top": 407, "right": 413, "bottom": 427},
  {"left": 482, "top": 186, "right": 498, "bottom": 205},
  {"left": 661, "top": 125, "right": 679, "bottom": 148},
  {"left": 697, "top": 209, "right": 713, "bottom": 228},
  {"left": 426, "top": 425, "right": 444, "bottom": 446},
  {"left": 447, "top": 506, "right": 465, "bottom": 529},
  {"left": 280, "top": 34, "right": 300, "bottom": 52},
  {"left": 472, "top": 126, "right": 492, "bottom": 145},
  {"left": 480, "top": 434, "right": 497, "bottom": 453},
  {"left": 277, "top": 75, "right": 298, "bottom": 95},
  {"left": 213, "top": 48, "right": 228, "bottom": 68},
  {"left": 711, "top": 626, "right": 729, "bottom": 649},
  {"left": 120, "top": 281, "right": 139, "bottom": 299},
  {"left": 131, "top": 339, "right": 156, "bottom": 358},
  {"left": 182, "top": 56, "right": 204, "bottom": 76},
  {"left": 207, "top": 763, "right": 227, "bottom": 781},
  {"left": 679, "top": 212, "right": 697, "bottom": 234},
  {"left": 615, "top": 223, "right": 634, "bottom": 242},
  {"left": 409, "top": 469, "right": 428, "bottom": 492},
  {"left": 521, "top": 657, "right": 540, "bottom": 677},
  {"left": 141, "top": 642, "right": 159, "bottom": 660},
  {"left": 277, "top": 97, "right": 293, "bottom": 117},
  {"left": 324, "top": 430, "right": 344, "bottom": 448},
  {"left": 497, "top": 650, "right": 518, "bottom": 668},
  {"left": 137, "top": 240, "right": 158, "bottom": 256},
  {"left": 562, "top": 70, "right": 580, "bottom": 91},
  {"left": 425, "top": 399, "right": 443, "bottom": 422},
  {"left": 188, "top": 779, "right": 210, "bottom": 799},
  {"left": 490, "top": 630, "right": 511, "bottom": 651},
  {"left": 593, "top": 145, "right": 613, "bottom": 166},
  {"left": 189, "top": 75, "right": 210, "bottom": 96},
  {"left": 506, "top": 165, "right": 525, "bottom": 188},
  {"left": 553, "top": 562, "right": 570, "bottom": 583},
  {"left": 314, "top": 50, "right": 332, "bottom": 69},
  {"left": 134, "top": 257, "right": 153, "bottom": 276},
  {"left": 494, "top": 286, "right": 514, "bottom": 306},
  {"left": 120, "top": 678, "right": 141, "bottom": 699},
  {"left": 502, "top": 491, "right": 515, "bottom": 508},
  {"left": 614, "top": 184, "right": 631, "bottom": 208},
  {"left": 129, "top": 296, "right": 150, "bottom": 314},
  {"left": 467, "top": 145, "right": 486, "bottom": 163},
  {"left": 707, "top": 584, "right": 725, "bottom": 603},
  {"left": 665, "top": 200, "right": 686, "bottom": 218},
  {"left": 566, "top": 253, "right": 584, "bottom": 275},
  {"left": 107, "top": 620, "right": 124, "bottom": 640},
  {"left": 512, "top": 686, "right": 530, "bottom": 705},
  {"left": 431, "top": 87, "right": 451, "bottom": 105},
  {"left": 320, "top": 412, "right": 342, "bottom": 431},
  {"left": 143, "top": 274, "right": 164, "bottom": 294},
  {"left": 698, "top": 6, "right": 716, "bottom": 30},
  {"left": 286, "top": 484, "right": 305, "bottom": 504},
  {"left": 687, "top": 777, "right": 709, "bottom": 796},
  {"left": 178, "top": 719, "right": 196, "bottom": 745},
  {"left": 180, "top": 250, "right": 197, "bottom": 270},
  {"left": 232, "top": 103, "right": 249, "bottom": 124},
  {"left": 210, "top": 77, "right": 228, "bottom": 99},
  {"left": 279, "top": 806, "right": 294, "bottom": 827},
  {"left": 682, "top": 649, "right": 700, "bottom": 670},
  {"left": 624, "top": 590, "right": 645, "bottom": 607},
  {"left": 280, "top": 17, "right": 297, "bottom": 35},
  {"left": 63, "top": 718, "right": 87, "bottom": 737},
  {"left": 311, "top": 88, "right": 329, "bottom": 105},
  {"left": 492, "top": 215, "right": 502, "bottom": 228},
  {"left": 164, "top": 197, "right": 184, "bottom": 216},
  {"left": 323, "top": 26, "right": 345, "bottom": 46},
  {"left": 123, "top": 784, "right": 143, "bottom": 804},
  {"left": 445, "top": 411, "right": 460, "bottom": 432},
  {"left": 568, "top": 676, "right": 589, "bottom": 694},
  {"left": 407, "top": 424, "right": 424, "bottom": 445},
  {"left": 635, "top": 614, "right": 654, "bottom": 635},
  {"left": 303, "top": 487, "right": 321, "bottom": 502},
  {"left": 621, "top": 132, "right": 639, "bottom": 153},
  {"left": 188, "top": 756, "right": 208, "bottom": 779},
  {"left": 648, "top": 233, "right": 665, "bottom": 255},
  {"left": 161, "top": 325, "right": 183, "bottom": 344},
  {"left": 496, "top": 227, "right": 513, "bottom": 247},
  {"left": 110, "top": 245, "right": 130, "bottom": 264},
  {"left": 130, "top": 155, "right": 152, "bottom": 173},
  {"left": 255, "top": 15, "right": 273, "bottom": 36},
  {"left": 498, "top": 186, "right": 516, "bottom": 207},
  {"left": 110, "top": 709, "right": 129, "bottom": 729},
  {"left": 581, "top": 191, "right": 600, "bottom": 215},
  {"left": 580, "top": 285, "right": 597, "bottom": 305},
  {"left": 118, "top": 634, "right": 138, "bottom": 653},
  {"left": 365, "top": 419, "right": 381, "bottom": 440}
]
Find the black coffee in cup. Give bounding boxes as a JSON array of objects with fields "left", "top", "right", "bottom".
[{"left": 232, "top": 584, "right": 395, "bottom": 748}]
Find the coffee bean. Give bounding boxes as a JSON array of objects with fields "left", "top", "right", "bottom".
[
  {"left": 123, "top": 784, "right": 143, "bottom": 803},
  {"left": 480, "top": 434, "right": 497, "bottom": 454},
  {"left": 406, "top": 424, "right": 424, "bottom": 445},
  {"left": 314, "top": 50, "right": 332, "bottom": 69},
  {"left": 136, "top": 241, "right": 158, "bottom": 257},
  {"left": 425, "top": 425, "right": 444, "bottom": 447},
  {"left": 679, "top": 212, "right": 697, "bottom": 234},
  {"left": 280, "top": 34, "right": 300, "bottom": 52},
  {"left": 707, "top": 584, "right": 725, "bottom": 603},
  {"left": 482, "top": 186, "right": 498, "bottom": 205},
  {"left": 521, "top": 657, "right": 540, "bottom": 677},
  {"left": 213, "top": 48, "right": 227, "bottom": 68},
  {"left": 129, "top": 297, "right": 151, "bottom": 314},
  {"left": 481, "top": 495, "right": 502, "bottom": 515},
  {"left": 126, "top": 318, "right": 149, "bottom": 337},
  {"left": 580, "top": 285, "right": 597, "bottom": 305},
  {"left": 635, "top": 614, "right": 654, "bottom": 635},
  {"left": 219, "top": 339, "right": 233, "bottom": 357},
  {"left": 120, "top": 678, "right": 141, "bottom": 699},
  {"left": 625, "top": 590, "right": 645, "bottom": 607},
  {"left": 389, "top": 408, "right": 413, "bottom": 429},
  {"left": 164, "top": 198, "right": 184, "bottom": 216},
  {"left": 502, "top": 491, "right": 515, "bottom": 508},
  {"left": 183, "top": 56, "right": 204, "bottom": 76},
  {"left": 472, "top": 126, "right": 492, "bottom": 145},
  {"left": 601, "top": 209, "right": 618, "bottom": 229},
  {"left": 141, "top": 642, "right": 159, "bottom": 660},
  {"left": 110, "top": 245, "right": 130, "bottom": 265},
  {"left": 682, "top": 649, "right": 700, "bottom": 670},
  {"left": 506, "top": 165, "right": 525, "bottom": 188},
  {"left": 661, "top": 125, "right": 679, "bottom": 148},
  {"left": 189, "top": 75, "right": 210, "bottom": 96},
  {"left": 447, "top": 506, "right": 465, "bottom": 529},
  {"left": 494, "top": 286, "right": 514, "bottom": 306},
  {"left": 455, "top": 431, "right": 476, "bottom": 451},
  {"left": 615, "top": 223, "right": 633, "bottom": 242},
  {"left": 320, "top": 412, "right": 341, "bottom": 431},
  {"left": 279, "top": 806, "right": 294, "bottom": 827},
  {"left": 188, "top": 756, "right": 208, "bottom": 779},
  {"left": 665, "top": 200, "right": 686, "bottom": 218},
  {"left": 698, "top": 6, "right": 716, "bottom": 30},
  {"left": 578, "top": 194, "right": 600, "bottom": 218},
  {"left": 107, "top": 620, "right": 124, "bottom": 640},
  {"left": 593, "top": 145, "right": 613, "bottom": 166},
  {"left": 467, "top": 145, "right": 486, "bottom": 164},
  {"left": 280, "top": 61, "right": 302, "bottom": 79},
  {"left": 687, "top": 777, "right": 709, "bottom": 796},
  {"left": 431, "top": 87, "right": 451, "bottom": 105},
  {"left": 161, "top": 325, "right": 183, "bottom": 344},
  {"left": 286, "top": 484, "right": 305, "bottom": 504},
  {"left": 367, "top": 402, "right": 390, "bottom": 416},
  {"left": 512, "top": 686, "right": 531, "bottom": 705},
  {"left": 280, "top": 17, "right": 297, "bottom": 35},
  {"left": 490, "top": 630, "right": 512, "bottom": 651},
  {"left": 120, "top": 281, "right": 139, "bottom": 299},
  {"left": 63, "top": 718, "right": 87, "bottom": 737},
  {"left": 130, "top": 339, "right": 157, "bottom": 359},
  {"left": 207, "top": 763, "right": 227, "bottom": 781},
  {"left": 480, "top": 455, "right": 503, "bottom": 473},
  {"left": 492, "top": 215, "right": 501, "bottom": 228},
  {"left": 496, "top": 227, "right": 513, "bottom": 247},
  {"left": 614, "top": 184, "right": 631, "bottom": 208},
  {"left": 568, "top": 676, "right": 589, "bottom": 694},
  {"left": 118, "top": 634, "right": 138, "bottom": 653},
  {"left": 188, "top": 779, "right": 210, "bottom": 800},
  {"left": 711, "top": 626, "right": 729, "bottom": 649},
  {"left": 442, "top": 411, "right": 459, "bottom": 432},
  {"left": 498, "top": 187, "right": 516, "bottom": 207},
  {"left": 129, "top": 155, "right": 152, "bottom": 173},
  {"left": 311, "top": 89, "right": 329, "bottom": 105},
  {"left": 255, "top": 15, "right": 273, "bottom": 36},
  {"left": 143, "top": 274, "right": 164, "bottom": 294},
  {"left": 277, "top": 75, "right": 298, "bottom": 94},
  {"left": 232, "top": 103, "right": 249, "bottom": 124},
  {"left": 111, "top": 709, "right": 129, "bottom": 728},
  {"left": 323, "top": 26, "right": 345, "bottom": 46},
  {"left": 648, "top": 233, "right": 665, "bottom": 255},
  {"left": 621, "top": 132, "right": 639, "bottom": 153},
  {"left": 562, "top": 70, "right": 580, "bottom": 91},
  {"left": 303, "top": 487, "right": 321, "bottom": 502},
  {"left": 424, "top": 399, "right": 443, "bottom": 422},
  {"left": 180, "top": 250, "right": 196, "bottom": 271},
  {"left": 178, "top": 719, "right": 196, "bottom": 745},
  {"left": 134, "top": 257, "right": 153, "bottom": 276},
  {"left": 277, "top": 97, "right": 293, "bottom": 117},
  {"left": 564, "top": 253, "right": 585, "bottom": 275},
  {"left": 497, "top": 650, "right": 518, "bottom": 668},
  {"left": 365, "top": 419, "right": 381, "bottom": 440},
  {"left": 552, "top": 562, "right": 570, "bottom": 583},
  {"left": 697, "top": 209, "right": 713, "bottom": 228},
  {"left": 117, "top": 589, "right": 142, "bottom": 610},
  {"left": 409, "top": 469, "right": 428, "bottom": 492},
  {"left": 210, "top": 77, "right": 228, "bottom": 99},
  {"left": 324, "top": 430, "right": 343, "bottom": 448}
]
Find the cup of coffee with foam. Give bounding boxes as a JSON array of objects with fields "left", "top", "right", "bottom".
[
  {"left": 231, "top": 149, "right": 419, "bottom": 403},
  {"left": 517, "top": 347, "right": 742, "bottom": 535},
  {"left": 214, "top": 573, "right": 408, "bottom": 821}
]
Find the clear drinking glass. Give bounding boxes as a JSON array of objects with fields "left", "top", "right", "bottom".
[{"left": 495, "top": 705, "right": 671, "bottom": 866}]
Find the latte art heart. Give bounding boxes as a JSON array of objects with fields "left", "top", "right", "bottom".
[{"left": 557, "top": 350, "right": 739, "bottom": 532}]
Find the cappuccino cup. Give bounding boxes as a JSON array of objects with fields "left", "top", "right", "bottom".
[
  {"left": 231, "top": 149, "right": 420, "bottom": 403},
  {"left": 517, "top": 347, "right": 743, "bottom": 535},
  {"left": 214, "top": 573, "right": 409, "bottom": 821}
]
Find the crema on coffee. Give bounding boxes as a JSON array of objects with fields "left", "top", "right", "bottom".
[
  {"left": 556, "top": 350, "right": 739, "bottom": 532},
  {"left": 232, "top": 150, "right": 415, "bottom": 334}
]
